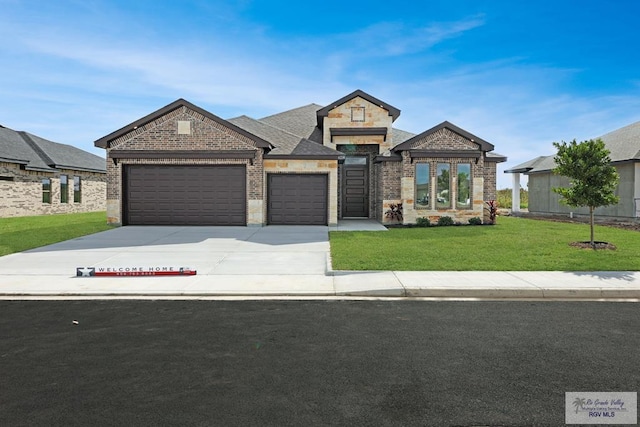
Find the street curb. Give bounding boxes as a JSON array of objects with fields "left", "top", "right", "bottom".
[{"left": 2, "top": 288, "right": 639, "bottom": 299}]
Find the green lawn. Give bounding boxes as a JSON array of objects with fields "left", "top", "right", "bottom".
[
  {"left": 0, "top": 212, "right": 113, "bottom": 256},
  {"left": 330, "top": 216, "right": 640, "bottom": 271}
]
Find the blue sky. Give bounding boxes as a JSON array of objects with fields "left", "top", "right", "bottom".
[{"left": 1, "top": 0, "right": 639, "bottom": 189}]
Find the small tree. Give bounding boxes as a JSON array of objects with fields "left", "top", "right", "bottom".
[{"left": 552, "top": 138, "right": 619, "bottom": 248}]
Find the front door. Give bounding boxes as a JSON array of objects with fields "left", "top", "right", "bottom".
[{"left": 342, "top": 157, "right": 369, "bottom": 218}]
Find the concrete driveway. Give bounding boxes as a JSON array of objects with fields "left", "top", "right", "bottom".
[
  {"left": 0, "top": 226, "right": 330, "bottom": 276},
  {"left": 0, "top": 226, "right": 335, "bottom": 295}
]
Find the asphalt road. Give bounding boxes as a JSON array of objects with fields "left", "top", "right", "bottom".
[{"left": 1, "top": 300, "right": 638, "bottom": 426}]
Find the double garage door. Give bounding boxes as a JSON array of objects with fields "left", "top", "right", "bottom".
[
  {"left": 124, "top": 166, "right": 328, "bottom": 226},
  {"left": 125, "top": 165, "right": 246, "bottom": 225}
]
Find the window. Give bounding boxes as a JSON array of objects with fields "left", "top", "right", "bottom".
[
  {"left": 436, "top": 163, "right": 450, "bottom": 209},
  {"left": 415, "top": 163, "right": 430, "bottom": 207},
  {"left": 42, "top": 179, "right": 51, "bottom": 204},
  {"left": 457, "top": 164, "right": 471, "bottom": 209},
  {"left": 73, "top": 176, "right": 81, "bottom": 203},
  {"left": 344, "top": 156, "right": 367, "bottom": 165},
  {"left": 60, "top": 175, "right": 68, "bottom": 203}
]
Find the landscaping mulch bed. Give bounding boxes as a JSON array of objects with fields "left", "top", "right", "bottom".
[{"left": 569, "top": 241, "right": 617, "bottom": 250}]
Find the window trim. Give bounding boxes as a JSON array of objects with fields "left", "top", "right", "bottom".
[
  {"left": 436, "top": 163, "right": 451, "bottom": 209},
  {"left": 42, "top": 178, "right": 51, "bottom": 204},
  {"left": 73, "top": 176, "right": 81, "bottom": 203},
  {"left": 60, "top": 175, "right": 69, "bottom": 203},
  {"left": 415, "top": 162, "right": 431, "bottom": 209},
  {"left": 456, "top": 163, "right": 472, "bottom": 210}
]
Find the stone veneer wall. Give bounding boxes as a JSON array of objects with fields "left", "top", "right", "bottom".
[
  {"left": 263, "top": 159, "right": 339, "bottom": 226},
  {"left": 321, "top": 97, "right": 394, "bottom": 152},
  {"left": 105, "top": 106, "right": 264, "bottom": 225},
  {"left": 0, "top": 162, "right": 106, "bottom": 217}
]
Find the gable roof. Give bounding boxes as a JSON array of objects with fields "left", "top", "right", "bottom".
[
  {"left": 316, "top": 89, "right": 401, "bottom": 128},
  {"left": 505, "top": 120, "right": 640, "bottom": 174},
  {"left": 95, "top": 98, "right": 272, "bottom": 149},
  {"left": 92, "top": 92, "right": 501, "bottom": 161},
  {"left": 392, "top": 121, "right": 495, "bottom": 152},
  {"left": 0, "top": 126, "right": 105, "bottom": 173}
]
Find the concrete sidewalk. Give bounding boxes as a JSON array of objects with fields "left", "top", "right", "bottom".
[
  {"left": 0, "top": 222, "right": 639, "bottom": 299},
  {"left": 1, "top": 270, "right": 639, "bottom": 299}
]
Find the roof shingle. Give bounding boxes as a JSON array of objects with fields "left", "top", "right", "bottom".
[
  {"left": 0, "top": 127, "right": 105, "bottom": 173},
  {"left": 505, "top": 121, "right": 640, "bottom": 174}
]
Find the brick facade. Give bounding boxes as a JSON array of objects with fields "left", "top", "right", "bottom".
[
  {"left": 0, "top": 162, "right": 106, "bottom": 217},
  {"left": 400, "top": 129, "right": 488, "bottom": 224},
  {"left": 407, "top": 128, "right": 479, "bottom": 151},
  {"left": 375, "top": 160, "right": 402, "bottom": 222},
  {"left": 98, "top": 95, "right": 505, "bottom": 227},
  {"left": 105, "top": 106, "right": 264, "bottom": 225}
]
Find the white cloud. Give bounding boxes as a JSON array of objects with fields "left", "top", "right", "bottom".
[
  {"left": 1, "top": 4, "right": 639, "bottom": 191},
  {"left": 331, "top": 16, "right": 485, "bottom": 57}
]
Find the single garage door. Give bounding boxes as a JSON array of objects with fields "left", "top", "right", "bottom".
[
  {"left": 125, "top": 165, "right": 246, "bottom": 225},
  {"left": 268, "top": 174, "right": 328, "bottom": 225}
]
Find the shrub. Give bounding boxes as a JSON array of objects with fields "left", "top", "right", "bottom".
[
  {"left": 468, "top": 217, "right": 482, "bottom": 225},
  {"left": 416, "top": 217, "right": 430, "bottom": 227},
  {"left": 485, "top": 200, "right": 498, "bottom": 225},
  {"left": 437, "top": 216, "right": 454, "bottom": 226}
]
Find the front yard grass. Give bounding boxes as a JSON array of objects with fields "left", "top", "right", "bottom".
[
  {"left": 0, "top": 211, "right": 112, "bottom": 256},
  {"left": 330, "top": 216, "right": 640, "bottom": 271}
]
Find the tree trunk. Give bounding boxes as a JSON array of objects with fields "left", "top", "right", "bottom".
[{"left": 589, "top": 206, "right": 595, "bottom": 249}]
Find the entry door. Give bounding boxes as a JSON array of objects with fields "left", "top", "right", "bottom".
[{"left": 342, "top": 157, "right": 369, "bottom": 218}]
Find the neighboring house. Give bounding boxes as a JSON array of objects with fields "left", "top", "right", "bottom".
[
  {"left": 95, "top": 90, "right": 506, "bottom": 226},
  {"left": 0, "top": 125, "right": 106, "bottom": 217},
  {"left": 505, "top": 120, "right": 640, "bottom": 220}
]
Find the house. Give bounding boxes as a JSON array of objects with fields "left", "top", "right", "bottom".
[
  {"left": 505, "top": 120, "right": 640, "bottom": 220},
  {"left": 95, "top": 90, "right": 506, "bottom": 226},
  {"left": 0, "top": 125, "right": 106, "bottom": 217}
]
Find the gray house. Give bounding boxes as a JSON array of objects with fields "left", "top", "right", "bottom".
[
  {"left": 0, "top": 125, "right": 106, "bottom": 217},
  {"left": 505, "top": 121, "right": 640, "bottom": 220}
]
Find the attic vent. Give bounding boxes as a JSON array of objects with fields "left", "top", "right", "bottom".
[{"left": 177, "top": 121, "right": 191, "bottom": 135}]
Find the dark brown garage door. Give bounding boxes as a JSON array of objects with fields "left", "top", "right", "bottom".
[
  {"left": 268, "top": 174, "right": 328, "bottom": 225},
  {"left": 125, "top": 165, "right": 246, "bottom": 225}
]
